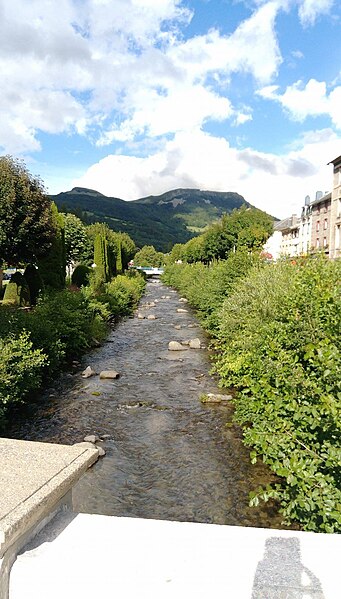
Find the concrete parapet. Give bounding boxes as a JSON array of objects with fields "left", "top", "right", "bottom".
[{"left": 0, "top": 438, "right": 98, "bottom": 599}]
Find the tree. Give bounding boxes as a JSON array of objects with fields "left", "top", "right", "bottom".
[
  {"left": 94, "top": 232, "right": 110, "bottom": 282},
  {"left": 133, "top": 245, "right": 164, "bottom": 267},
  {"left": 37, "top": 203, "right": 66, "bottom": 290},
  {"left": 63, "top": 213, "right": 90, "bottom": 268},
  {"left": 0, "top": 156, "right": 55, "bottom": 266}
]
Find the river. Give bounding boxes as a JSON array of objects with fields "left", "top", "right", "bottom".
[{"left": 8, "top": 280, "right": 285, "bottom": 528}]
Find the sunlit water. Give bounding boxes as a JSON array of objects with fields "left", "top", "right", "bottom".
[{"left": 8, "top": 280, "right": 285, "bottom": 528}]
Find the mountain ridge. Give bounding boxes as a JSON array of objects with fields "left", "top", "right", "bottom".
[{"left": 52, "top": 186, "right": 256, "bottom": 251}]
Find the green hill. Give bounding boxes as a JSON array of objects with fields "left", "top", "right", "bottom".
[{"left": 52, "top": 187, "right": 250, "bottom": 251}]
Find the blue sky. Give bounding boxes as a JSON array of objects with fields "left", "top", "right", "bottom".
[{"left": 0, "top": 0, "right": 340, "bottom": 217}]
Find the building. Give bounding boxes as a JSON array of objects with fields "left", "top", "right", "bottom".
[
  {"left": 328, "top": 155, "right": 341, "bottom": 259},
  {"left": 309, "top": 191, "right": 332, "bottom": 255},
  {"left": 274, "top": 214, "right": 300, "bottom": 257}
]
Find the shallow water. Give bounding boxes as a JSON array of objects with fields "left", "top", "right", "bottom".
[{"left": 8, "top": 280, "right": 284, "bottom": 528}]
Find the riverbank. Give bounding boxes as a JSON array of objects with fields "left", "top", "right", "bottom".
[
  {"left": 7, "top": 280, "right": 287, "bottom": 529},
  {"left": 0, "top": 271, "right": 146, "bottom": 430}
]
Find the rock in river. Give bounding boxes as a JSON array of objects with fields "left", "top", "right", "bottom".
[
  {"left": 189, "top": 338, "right": 201, "bottom": 349},
  {"left": 200, "top": 393, "right": 233, "bottom": 404},
  {"left": 168, "top": 341, "right": 188, "bottom": 351},
  {"left": 100, "top": 370, "right": 120, "bottom": 380},
  {"left": 81, "top": 366, "right": 97, "bottom": 378}
]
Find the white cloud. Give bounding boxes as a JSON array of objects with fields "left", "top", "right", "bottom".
[
  {"left": 297, "top": 0, "right": 334, "bottom": 25},
  {"left": 258, "top": 79, "right": 341, "bottom": 128},
  {"left": 71, "top": 127, "right": 341, "bottom": 218},
  {"left": 0, "top": 0, "right": 282, "bottom": 154}
]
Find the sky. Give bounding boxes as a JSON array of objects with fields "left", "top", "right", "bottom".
[{"left": 0, "top": 0, "right": 340, "bottom": 218}]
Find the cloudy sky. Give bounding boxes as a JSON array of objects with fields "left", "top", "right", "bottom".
[{"left": 0, "top": 0, "right": 340, "bottom": 217}]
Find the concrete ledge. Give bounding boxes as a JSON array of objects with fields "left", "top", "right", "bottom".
[
  {"left": 0, "top": 438, "right": 98, "bottom": 558},
  {"left": 0, "top": 437, "right": 98, "bottom": 598}
]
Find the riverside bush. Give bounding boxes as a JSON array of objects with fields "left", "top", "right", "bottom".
[
  {"left": 214, "top": 256, "right": 341, "bottom": 532},
  {"left": 164, "top": 254, "right": 341, "bottom": 531},
  {"left": 0, "top": 270, "right": 146, "bottom": 424},
  {"left": 162, "top": 250, "right": 258, "bottom": 332},
  {"left": 0, "top": 332, "right": 47, "bottom": 424}
]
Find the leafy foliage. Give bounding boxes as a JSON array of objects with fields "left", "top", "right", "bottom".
[
  {"left": 94, "top": 231, "right": 110, "bottom": 283},
  {"left": 0, "top": 331, "right": 47, "bottom": 422},
  {"left": 168, "top": 206, "right": 273, "bottom": 264},
  {"left": 3, "top": 272, "right": 30, "bottom": 306},
  {"left": 163, "top": 254, "right": 341, "bottom": 532},
  {"left": 214, "top": 257, "right": 341, "bottom": 532},
  {"left": 63, "top": 213, "right": 90, "bottom": 267},
  {"left": 24, "top": 264, "right": 43, "bottom": 305},
  {"left": 133, "top": 245, "right": 164, "bottom": 267},
  {"left": 37, "top": 203, "right": 66, "bottom": 290},
  {"left": 0, "top": 156, "right": 55, "bottom": 265},
  {"left": 71, "top": 264, "right": 92, "bottom": 287}
]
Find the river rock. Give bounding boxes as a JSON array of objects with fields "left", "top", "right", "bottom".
[
  {"left": 101, "top": 434, "right": 111, "bottom": 440},
  {"left": 201, "top": 393, "right": 233, "bottom": 404},
  {"left": 179, "top": 297, "right": 188, "bottom": 303},
  {"left": 187, "top": 324, "right": 196, "bottom": 328},
  {"left": 181, "top": 339, "right": 191, "bottom": 346},
  {"left": 137, "top": 313, "right": 145, "bottom": 319},
  {"left": 189, "top": 338, "right": 201, "bottom": 349},
  {"left": 147, "top": 314, "right": 156, "bottom": 320},
  {"left": 99, "top": 370, "right": 120, "bottom": 380},
  {"left": 81, "top": 366, "right": 97, "bottom": 378},
  {"left": 174, "top": 325, "right": 182, "bottom": 330},
  {"left": 177, "top": 308, "right": 188, "bottom": 313},
  {"left": 168, "top": 341, "right": 188, "bottom": 351},
  {"left": 83, "top": 435, "right": 98, "bottom": 444},
  {"left": 74, "top": 441, "right": 96, "bottom": 450},
  {"left": 97, "top": 447, "right": 106, "bottom": 457}
]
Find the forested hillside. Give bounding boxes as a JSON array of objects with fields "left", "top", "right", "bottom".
[{"left": 52, "top": 187, "right": 250, "bottom": 251}]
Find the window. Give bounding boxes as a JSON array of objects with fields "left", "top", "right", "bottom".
[
  {"left": 323, "top": 237, "right": 327, "bottom": 247},
  {"left": 336, "top": 225, "right": 340, "bottom": 250},
  {"left": 316, "top": 238, "right": 320, "bottom": 248},
  {"left": 316, "top": 221, "right": 320, "bottom": 232},
  {"left": 324, "top": 218, "right": 328, "bottom": 230}
]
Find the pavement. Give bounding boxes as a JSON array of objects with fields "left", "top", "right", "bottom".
[{"left": 9, "top": 511, "right": 341, "bottom": 599}]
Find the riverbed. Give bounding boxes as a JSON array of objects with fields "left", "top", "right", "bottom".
[{"left": 8, "top": 280, "right": 284, "bottom": 528}]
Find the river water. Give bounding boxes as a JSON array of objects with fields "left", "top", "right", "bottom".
[{"left": 8, "top": 280, "right": 284, "bottom": 528}]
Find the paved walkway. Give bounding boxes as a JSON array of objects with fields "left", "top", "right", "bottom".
[{"left": 9, "top": 510, "right": 341, "bottom": 599}]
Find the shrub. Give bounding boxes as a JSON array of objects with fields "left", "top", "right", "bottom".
[
  {"left": 3, "top": 272, "right": 30, "bottom": 306},
  {"left": 214, "top": 256, "right": 341, "bottom": 532},
  {"left": 0, "top": 331, "right": 47, "bottom": 422},
  {"left": 24, "top": 263, "right": 43, "bottom": 305},
  {"left": 71, "top": 264, "right": 92, "bottom": 287}
]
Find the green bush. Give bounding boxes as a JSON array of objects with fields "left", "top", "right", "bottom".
[
  {"left": 24, "top": 264, "right": 43, "bottom": 305},
  {"left": 0, "top": 331, "right": 47, "bottom": 423},
  {"left": 71, "top": 264, "right": 92, "bottom": 287},
  {"left": 214, "top": 256, "right": 341, "bottom": 532},
  {"left": 162, "top": 250, "right": 258, "bottom": 333},
  {"left": 3, "top": 272, "right": 30, "bottom": 306}
]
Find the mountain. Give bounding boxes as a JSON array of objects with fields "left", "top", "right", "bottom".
[{"left": 52, "top": 187, "right": 249, "bottom": 251}]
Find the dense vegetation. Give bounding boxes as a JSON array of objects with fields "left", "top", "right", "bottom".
[
  {"left": 53, "top": 187, "right": 253, "bottom": 251},
  {"left": 0, "top": 157, "right": 145, "bottom": 428},
  {"left": 163, "top": 213, "right": 341, "bottom": 533}
]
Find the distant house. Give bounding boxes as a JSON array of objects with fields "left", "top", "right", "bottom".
[
  {"left": 275, "top": 214, "right": 300, "bottom": 258},
  {"left": 263, "top": 155, "right": 341, "bottom": 260},
  {"left": 309, "top": 192, "right": 332, "bottom": 255},
  {"left": 328, "top": 155, "right": 341, "bottom": 259}
]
